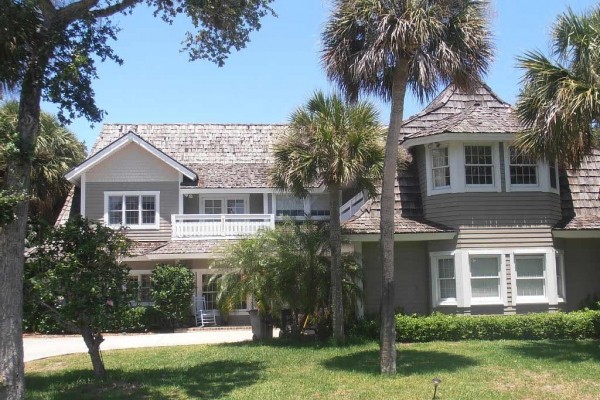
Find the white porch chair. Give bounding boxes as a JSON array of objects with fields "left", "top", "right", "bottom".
[{"left": 194, "top": 295, "right": 217, "bottom": 327}]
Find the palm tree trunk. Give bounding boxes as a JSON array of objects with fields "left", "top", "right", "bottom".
[
  {"left": 379, "top": 59, "right": 409, "bottom": 375},
  {"left": 329, "top": 185, "right": 344, "bottom": 344},
  {"left": 81, "top": 327, "right": 106, "bottom": 379},
  {"left": 0, "top": 60, "right": 44, "bottom": 400}
]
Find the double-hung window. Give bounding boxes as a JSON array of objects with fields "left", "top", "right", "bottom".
[
  {"left": 431, "top": 147, "right": 450, "bottom": 189},
  {"left": 509, "top": 147, "right": 538, "bottom": 185},
  {"left": 106, "top": 192, "right": 159, "bottom": 229},
  {"left": 465, "top": 145, "right": 494, "bottom": 185},
  {"left": 431, "top": 254, "right": 456, "bottom": 305},
  {"left": 470, "top": 255, "right": 502, "bottom": 303},
  {"left": 514, "top": 255, "right": 546, "bottom": 302}
]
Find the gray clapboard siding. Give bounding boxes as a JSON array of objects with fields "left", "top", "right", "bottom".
[
  {"left": 456, "top": 227, "right": 553, "bottom": 248},
  {"left": 86, "top": 181, "right": 179, "bottom": 241},
  {"left": 562, "top": 239, "right": 600, "bottom": 311},
  {"left": 414, "top": 147, "right": 562, "bottom": 228},
  {"left": 362, "top": 241, "right": 429, "bottom": 315},
  {"left": 249, "top": 194, "right": 264, "bottom": 213}
]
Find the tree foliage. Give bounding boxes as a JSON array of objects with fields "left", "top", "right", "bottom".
[
  {"left": 1, "top": 1, "right": 274, "bottom": 396},
  {"left": 151, "top": 263, "right": 195, "bottom": 330},
  {"left": 515, "top": 6, "right": 600, "bottom": 167},
  {"left": 271, "top": 91, "right": 383, "bottom": 343},
  {"left": 24, "top": 216, "right": 132, "bottom": 378},
  {"left": 213, "top": 220, "right": 362, "bottom": 337},
  {"left": 0, "top": 101, "right": 86, "bottom": 223},
  {"left": 321, "top": 0, "right": 492, "bottom": 374}
]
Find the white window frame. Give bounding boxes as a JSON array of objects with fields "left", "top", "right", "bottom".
[
  {"left": 431, "top": 146, "right": 451, "bottom": 190},
  {"left": 200, "top": 195, "right": 249, "bottom": 215},
  {"left": 510, "top": 248, "right": 558, "bottom": 305},
  {"left": 274, "top": 193, "right": 307, "bottom": 220},
  {"left": 463, "top": 143, "right": 501, "bottom": 192},
  {"left": 503, "top": 143, "right": 559, "bottom": 193},
  {"left": 424, "top": 141, "right": 501, "bottom": 196},
  {"left": 513, "top": 254, "right": 547, "bottom": 304},
  {"left": 200, "top": 273, "right": 248, "bottom": 314},
  {"left": 467, "top": 251, "right": 504, "bottom": 305},
  {"left": 430, "top": 252, "right": 457, "bottom": 306},
  {"left": 104, "top": 191, "right": 160, "bottom": 230},
  {"left": 555, "top": 250, "right": 566, "bottom": 303}
]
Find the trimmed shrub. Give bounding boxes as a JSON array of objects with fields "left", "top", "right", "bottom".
[
  {"left": 151, "top": 263, "right": 195, "bottom": 329},
  {"left": 396, "top": 311, "right": 600, "bottom": 342}
]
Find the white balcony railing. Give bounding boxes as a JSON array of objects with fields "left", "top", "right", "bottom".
[
  {"left": 171, "top": 214, "right": 275, "bottom": 239},
  {"left": 340, "top": 191, "right": 366, "bottom": 222}
]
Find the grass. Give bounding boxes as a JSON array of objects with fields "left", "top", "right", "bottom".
[{"left": 26, "top": 339, "right": 600, "bottom": 399}]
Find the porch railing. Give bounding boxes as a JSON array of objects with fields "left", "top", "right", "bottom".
[{"left": 171, "top": 214, "right": 275, "bottom": 239}]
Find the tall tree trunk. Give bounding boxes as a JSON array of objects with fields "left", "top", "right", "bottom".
[
  {"left": 0, "top": 60, "right": 44, "bottom": 400},
  {"left": 329, "top": 185, "right": 344, "bottom": 343},
  {"left": 379, "top": 60, "right": 409, "bottom": 375},
  {"left": 81, "top": 327, "right": 106, "bottom": 379}
]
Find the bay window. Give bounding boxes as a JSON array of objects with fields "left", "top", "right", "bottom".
[{"left": 431, "top": 253, "right": 457, "bottom": 306}]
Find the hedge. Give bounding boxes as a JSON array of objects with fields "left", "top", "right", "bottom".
[{"left": 395, "top": 311, "right": 600, "bottom": 342}]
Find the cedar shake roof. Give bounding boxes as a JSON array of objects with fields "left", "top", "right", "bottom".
[
  {"left": 556, "top": 149, "right": 600, "bottom": 230},
  {"left": 406, "top": 104, "right": 522, "bottom": 139},
  {"left": 54, "top": 186, "right": 80, "bottom": 227},
  {"left": 343, "top": 153, "right": 454, "bottom": 234},
  {"left": 149, "top": 239, "right": 238, "bottom": 255},
  {"left": 91, "top": 124, "right": 288, "bottom": 188},
  {"left": 401, "top": 82, "right": 512, "bottom": 138},
  {"left": 129, "top": 241, "right": 169, "bottom": 257}
]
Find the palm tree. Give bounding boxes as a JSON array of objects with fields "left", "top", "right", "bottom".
[
  {"left": 322, "top": 0, "right": 492, "bottom": 373},
  {"left": 515, "top": 6, "right": 600, "bottom": 167},
  {"left": 271, "top": 91, "right": 384, "bottom": 343},
  {"left": 0, "top": 101, "right": 86, "bottom": 223}
]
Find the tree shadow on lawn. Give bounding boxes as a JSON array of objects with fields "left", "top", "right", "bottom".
[
  {"left": 322, "top": 349, "right": 478, "bottom": 376},
  {"left": 504, "top": 340, "right": 600, "bottom": 363},
  {"left": 26, "top": 360, "right": 264, "bottom": 400}
]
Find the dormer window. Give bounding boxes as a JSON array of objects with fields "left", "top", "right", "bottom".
[
  {"left": 509, "top": 147, "right": 538, "bottom": 185},
  {"left": 104, "top": 191, "right": 160, "bottom": 230},
  {"left": 432, "top": 147, "right": 450, "bottom": 188},
  {"left": 464, "top": 145, "right": 494, "bottom": 185}
]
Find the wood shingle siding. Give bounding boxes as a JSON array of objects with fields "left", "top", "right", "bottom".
[{"left": 86, "top": 182, "right": 179, "bottom": 241}]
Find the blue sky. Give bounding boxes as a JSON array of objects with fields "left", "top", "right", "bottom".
[{"left": 41, "top": 0, "right": 598, "bottom": 151}]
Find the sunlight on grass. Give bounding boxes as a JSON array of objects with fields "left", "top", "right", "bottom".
[{"left": 25, "top": 340, "right": 600, "bottom": 400}]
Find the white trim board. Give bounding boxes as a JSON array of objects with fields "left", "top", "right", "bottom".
[{"left": 65, "top": 132, "right": 197, "bottom": 183}]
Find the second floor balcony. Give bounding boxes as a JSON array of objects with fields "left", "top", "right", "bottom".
[{"left": 171, "top": 214, "right": 275, "bottom": 239}]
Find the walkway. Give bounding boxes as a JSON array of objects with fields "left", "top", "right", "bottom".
[{"left": 24, "top": 328, "right": 254, "bottom": 362}]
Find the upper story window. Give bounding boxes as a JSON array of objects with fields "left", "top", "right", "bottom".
[
  {"left": 276, "top": 195, "right": 305, "bottom": 217},
  {"left": 105, "top": 191, "right": 159, "bottom": 229},
  {"left": 432, "top": 147, "right": 450, "bottom": 188},
  {"left": 204, "top": 199, "right": 222, "bottom": 214},
  {"left": 227, "top": 199, "right": 245, "bottom": 214},
  {"left": 509, "top": 147, "right": 538, "bottom": 185},
  {"left": 464, "top": 145, "right": 494, "bottom": 185},
  {"left": 422, "top": 141, "right": 558, "bottom": 196}
]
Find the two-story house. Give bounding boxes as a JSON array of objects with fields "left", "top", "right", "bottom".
[{"left": 59, "top": 82, "right": 600, "bottom": 321}]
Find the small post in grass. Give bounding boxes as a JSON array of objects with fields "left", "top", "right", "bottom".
[{"left": 432, "top": 377, "right": 441, "bottom": 399}]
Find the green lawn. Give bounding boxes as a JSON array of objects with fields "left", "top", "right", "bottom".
[{"left": 26, "top": 339, "right": 600, "bottom": 399}]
